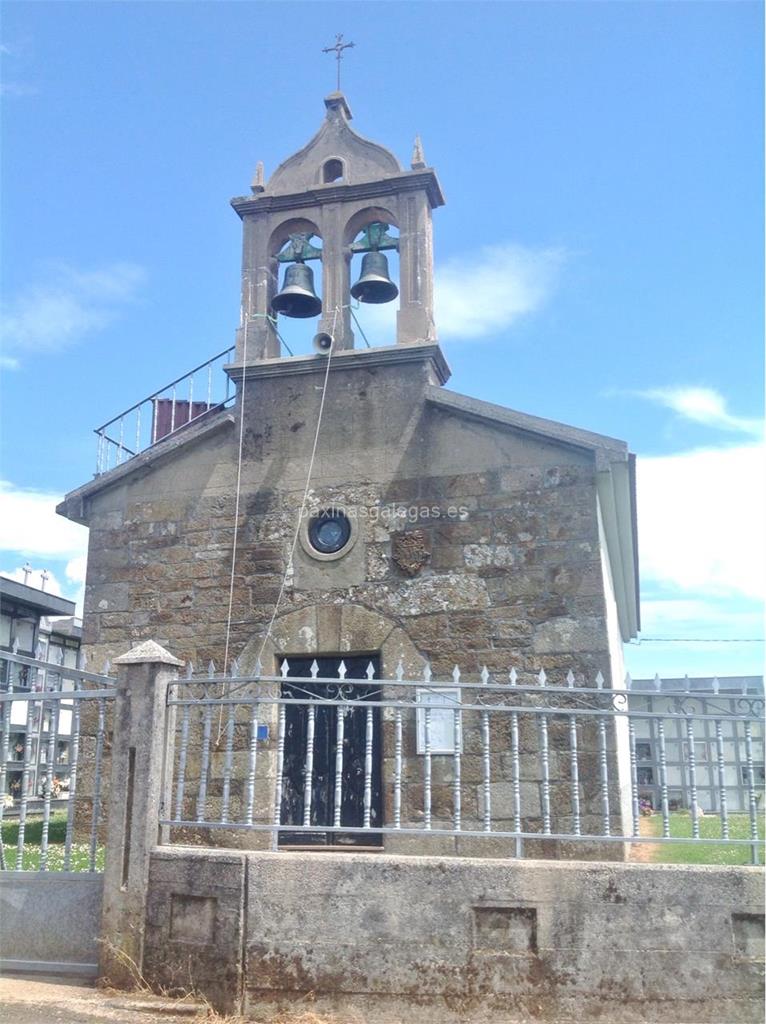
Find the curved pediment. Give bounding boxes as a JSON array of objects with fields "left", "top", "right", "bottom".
[{"left": 266, "top": 93, "right": 402, "bottom": 195}]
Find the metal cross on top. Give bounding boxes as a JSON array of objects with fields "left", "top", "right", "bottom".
[{"left": 322, "top": 33, "right": 355, "bottom": 92}]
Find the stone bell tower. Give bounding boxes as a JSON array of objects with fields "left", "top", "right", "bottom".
[{"left": 230, "top": 92, "right": 444, "bottom": 359}]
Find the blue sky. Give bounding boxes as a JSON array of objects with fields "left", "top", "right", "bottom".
[{"left": 1, "top": 1, "right": 763, "bottom": 679}]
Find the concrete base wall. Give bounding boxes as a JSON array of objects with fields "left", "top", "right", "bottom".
[
  {"left": 0, "top": 872, "right": 103, "bottom": 978},
  {"left": 143, "top": 847, "right": 765, "bottom": 1023}
]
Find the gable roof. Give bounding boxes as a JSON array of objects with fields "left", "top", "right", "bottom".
[{"left": 56, "top": 410, "right": 235, "bottom": 526}]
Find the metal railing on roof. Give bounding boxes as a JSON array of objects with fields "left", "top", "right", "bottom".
[{"left": 94, "top": 346, "right": 235, "bottom": 475}]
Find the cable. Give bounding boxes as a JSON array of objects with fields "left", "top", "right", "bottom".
[
  {"left": 255, "top": 304, "right": 340, "bottom": 666},
  {"left": 221, "top": 307, "right": 297, "bottom": 678},
  {"left": 222, "top": 317, "right": 249, "bottom": 675},
  {"left": 349, "top": 304, "right": 372, "bottom": 348},
  {"left": 629, "top": 638, "right": 764, "bottom": 644}
]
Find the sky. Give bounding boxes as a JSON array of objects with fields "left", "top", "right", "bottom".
[{"left": 1, "top": 1, "right": 763, "bottom": 680}]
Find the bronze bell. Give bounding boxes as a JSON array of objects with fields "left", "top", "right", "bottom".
[
  {"left": 272, "top": 262, "right": 322, "bottom": 318},
  {"left": 350, "top": 251, "right": 398, "bottom": 304}
]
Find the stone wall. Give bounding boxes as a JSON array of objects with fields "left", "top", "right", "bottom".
[
  {"left": 0, "top": 871, "right": 103, "bottom": 977},
  {"left": 66, "top": 353, "right": 629, "bottom": 849},
  {"left": 77, "top": 359, "right": 612, "bottom": 680},
  {"left": 143, "top": 846, "right": 765, "bottom": 1023}
]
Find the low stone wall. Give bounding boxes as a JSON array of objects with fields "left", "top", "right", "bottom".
[
  {"left": 143, "top": 847, "right": 764, "bottom": 1022},
  {"left": 0, "top": 871, "right": 103, "bottom": 977}
]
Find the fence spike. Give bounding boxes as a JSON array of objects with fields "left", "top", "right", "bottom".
[
  {"left": 186, "top": 661, "right": 194, "bottom": 679},
  {"left": 712, "top": 676, "right": 720, "bottom": 695},
  {"left": 509, "top": 667, "right": 518, "bottom": 686},
  {"left": 654, "top": 673, "right": 662, "bottom": 692},
  {"left": 77, "top": 649, "right": 87, "bottom": 671},
  {"left": 230, "top": 658, "right": 240, "bottom": 678},
  {"left": 337, "top": 660, "right": 347, "bottom": 680},
  {"left": 280, "top": 659, "right": 290, "bottom": 679},
  {"left": 103, "top": 659, "right": 111, "bottom": 675},
  {"left": 58, "top": 646, "right": 66, "bottom": 666},
  {"left": 254, "top": 657, "right": 263, "bottom": 678},
  {"left": 479, "top": 665, "right": 489, "bottom": 685},
  {"left": 538, "top": 668, "right": 547, "bottom": 687},
  {"left": 453, "top": 665, "right": 462, "bottom": 684},
  {"left": 310, "top": 659, "right": 319, "bottom": 679},
  {"left": 684, "top": 673, "right": 691, "bottom": 694},
  {"left": 395, "top": 659, "right": 405, "bottom": 682},
  {"left": 12, "top": 637, "right": 19, "bottom": 655},
  {"left": 595, "top": 670, "right": 604, "bottom": 690},
  {"left": 423, "top": 662, "right": 432, "bottom": 683},
  {"left": 567, "top": 669, "right": 575, "bottom": 689},
  {"left": 625, "top": 672, "right": 632, "bottom": 690},
  {"left": 366, "top": 661, "right": 375, "bottom": 680},
  {"left": 35, "top": 641, "right": 45, "bottom": 661}
]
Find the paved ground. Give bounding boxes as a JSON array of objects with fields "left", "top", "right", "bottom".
[{"left": 0, "top": 978, "right": 203, "bottom": 1024}]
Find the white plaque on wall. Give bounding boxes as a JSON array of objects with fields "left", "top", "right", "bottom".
[{"left": 416, "top": 687, "right": 461, "bottom": 754}]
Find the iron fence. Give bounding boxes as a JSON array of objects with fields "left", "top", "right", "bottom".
[
  {"left": 0, "top": 649, "right": 116, "bottom": 871},
  {"left": 94, "top": 345, "right": 235, "bottom": 474},
  {"left": 162, "top": 661, "right": 765, "bottom": 861}
]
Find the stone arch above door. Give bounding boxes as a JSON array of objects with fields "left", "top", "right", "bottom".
[{"left": 239, "top": 603, "right": 425, "bottom": 680}]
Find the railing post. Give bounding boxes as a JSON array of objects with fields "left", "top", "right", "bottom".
[{"left": 99, "top": 640, "right": 182, "bottom": 988}]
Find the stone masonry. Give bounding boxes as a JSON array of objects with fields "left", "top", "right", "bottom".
[
  {"left": 60, "top": 346, "right": 635, "bottom": 855},
  {"left": 58, "top": 91, "right": 638, "bottom": 856}
]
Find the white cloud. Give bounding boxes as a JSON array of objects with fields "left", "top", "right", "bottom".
[
  {"left": 0, "top": 483, "right": 88, "bottom": 615},
  {"left": 635, "top": 386, "right": 763, "bottom": 437},
  {"left": 435, "top": 243, "right": 564, "bottom": 340},
  {"left": 0, "top": 481, "right": 88, "bottom": 562},
  {"left": 352, "top": 243, "right": 563, "bottom": 345},
  {"left": 637, "top": 443, "right": 765, "bottom": 601},
  {"left": 1, "top": 262, "right": 145, "bottom": 362},
  {"left": 65, "top": 555, "right": 87, "bottom": 585},
  {"left": 0, "top": 355, "right": 20, "bottom": 371}
]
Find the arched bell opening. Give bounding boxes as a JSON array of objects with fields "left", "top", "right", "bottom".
[
  {"left": 346, "top": 210, "right": 400, "bottom": 347},
  {"left": 268, "top": 219, "right": 325, "bottom": 356}
]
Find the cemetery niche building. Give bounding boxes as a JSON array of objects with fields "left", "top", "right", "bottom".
[{"left": 58, "top": 91, "right": 640, "bottom": 855}]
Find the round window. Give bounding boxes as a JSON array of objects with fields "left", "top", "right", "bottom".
[{"left": 308, "top": 510, "right": 352, "bottom": 554}]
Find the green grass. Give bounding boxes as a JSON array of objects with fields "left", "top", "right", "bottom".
[
  {"left": 1, "top": 811, "right": 104, "bottom": 871},
  {"left": 640, "top": 811, "right": 766, "bottom": 865}
]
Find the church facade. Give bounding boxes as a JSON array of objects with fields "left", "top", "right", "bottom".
[{"left": 58, "top": 92, "right": 639, "bottom": 851}]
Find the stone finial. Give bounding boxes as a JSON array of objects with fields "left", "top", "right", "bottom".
[
  {"left": 411, "top": 134, "right": 426, "bottom": 170},
  {"left": 113, "top": 639, "right": 184, "bottom": 666},
  {"left": 324, "top": 91, "right": 353, "bottom": 121},
  {"left": 250, "top": 161, "right": 265, "bottom": 194}
]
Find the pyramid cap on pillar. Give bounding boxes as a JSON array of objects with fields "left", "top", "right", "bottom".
[{"left": 114, "top": 640, "right": 184, "bottom": 667}]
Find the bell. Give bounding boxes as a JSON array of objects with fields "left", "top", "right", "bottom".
[
  {"left": 272, "top": 263, "right": 322, "bottom": 318},
  {"left": 351, "top": 251, "right": 398, "bottom": 304}
]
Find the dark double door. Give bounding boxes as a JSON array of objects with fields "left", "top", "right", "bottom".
[{"left": 279, "top": 654, "right": 383, "bottom": 847}]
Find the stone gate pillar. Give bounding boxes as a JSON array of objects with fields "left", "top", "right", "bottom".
[{"left": 99, "top": 640, "right": 182, "bottom": 987}]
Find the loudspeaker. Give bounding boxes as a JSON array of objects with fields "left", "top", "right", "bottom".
[{"left": 313, "top": 332, "right": 333, "bottom": 354}]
